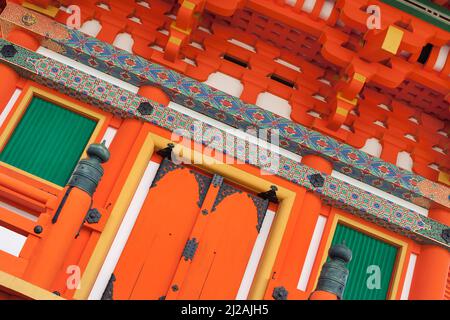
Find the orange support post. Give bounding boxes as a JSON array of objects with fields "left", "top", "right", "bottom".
[
  {"left": 309, "top": 290, "right": 338, "bottom": 300},
  {"left": 0, "top": 64, "right": 19, "bottom": 114},
  {"left": 297, "top": 154, "right": 333, "bottom": 243},
  {"left": 138, "top": 86, "right": 170, "bottom": 107},
  {"left": 24, "top": 144, "right": 109, "bottom": 290},
  {"left": 6, "top": 29, "right": 40, "bottom": 51},
  {"left": 24, "top": 187, "right": 93, "bottom": 289},
  {"left": 274, "top": 154, "right": 332, "bottom": 292},
  {"left": 26, "top": 0, "right": 52, "bottom": 8},
  {"left": 94, "top": 119, "right": 143, "bottom": 207},
  {"left": 409, "top": 206, "right": 450, "bottom": 300},
  {"left": 309, "top": 244, "right": 352, "bottom": 300}
]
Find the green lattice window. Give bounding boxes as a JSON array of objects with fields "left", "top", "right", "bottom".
[
  {"left": 331, "top": 223, "right": 399, "bottom": 300},
  {"left": 0, "top": 97, "right": 97, "bottom": 186}
]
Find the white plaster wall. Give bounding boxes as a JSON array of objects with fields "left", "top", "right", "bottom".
[
  {"left": 204, "top": 72, "right": 244, "bottom": 98},
  {"left": 396, "top": 151, "right": 413, "bottom": 172},
  {"left": 401, "top": 253, "right": 417, "bottom": 300},
  {"left": 79, "top": 20, "right": 102, "bottom": 38},
  {"left": 360, "top": 137, "right": 382, "bottom": 158},
  {"left": 236, "top": 210, "right": 275, "bottom": 300},
  {"left": 0, "top": 226, "right": 26, "bottom": 257},
  {"left": 256, "top": 92, "right": 292, "bottom": 119},
  {"left": 113, "top": 33, "right": 134, "bottom": 53},
  {"left": 297, "top": 215, "right": 327, "bottom": 291}
]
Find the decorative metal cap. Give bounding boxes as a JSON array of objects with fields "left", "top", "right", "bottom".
[
  {"left": 308, "top": 173, "right": 325, "bottom": 188},
  {"left": 157, "top": 143, "right": 175, "bottom": 160},
  {"left": 442, "top": 229, "right": 450, "bottom": 244},
  {"left": 258, "top": 185, "right": 279, "bottom": 203},
  {"left": 138, "top": 101, "right": 153, "bottom": 116},
  {"left": 67, "top": 143, "right": 110, "bottom": 196},
  {"left": 1, "top": 44, "right": 17, "bottom": 58},
  {"left": 315, "top": 243, "right": 352, "bottom": 299}
]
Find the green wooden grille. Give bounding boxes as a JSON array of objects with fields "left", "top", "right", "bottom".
[
  {"left": 0, "top": 97, "right": 97, "bottom": 186},
  {"left": 380, "top": 0, "right": 450, "bottom": 32},
  {"left": 331, "top": 223, "right": 399, "bottom": 300}
]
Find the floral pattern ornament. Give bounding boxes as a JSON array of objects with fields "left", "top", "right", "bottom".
[
  {"left": 0, "top": 39, "right": 448, "bottom": 249},
  {"left": 0, "top": 4, "right": 447, "bottom": 209}
]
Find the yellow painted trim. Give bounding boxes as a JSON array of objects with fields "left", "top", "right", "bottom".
[
  {"left": 74, "top": 132, "right": 297, "bottom": 300},
  {"left": 170, "top": 21, "right": 192, "bottom": 35},
  {"left": 0, "top": 86, "right": 106, "bottom": 189},
  {"left": 438, "top": 171, "right": 449, "bottom": 186},
  {"left": 168, "top": 36, "right": 183, "bottom": 46},
  {"left": 182, "top": 1, "right": 196, "bottom": 10},
  {"left": 22, "top": 2, "right": 59, "bottom": 17},
  {"left": 382, "top": 26, "right": 404, "bottom": 55},
  {"left": 353, "top": 73, "right": 366, "bottom": 83},
  {"left": 0, "top": 270, "right": 64, "bottom": 300},
  {"left": 313, "top": 214, "right": 408, "bottom": 300},
  {"left": 336, "top": 106, "right": 349, "bottom": 117},
  {"left": 337, "top": 92, "right": 358, "bottom": 106}
]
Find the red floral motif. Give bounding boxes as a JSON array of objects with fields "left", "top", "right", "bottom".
[
  {"left": 317, "top": 139, "right": 328, "bottom": 148},
  {"left": 121, "top": 72, "right": 131, "bottom": 80},
  {"left": 217, "top": 112, "right": 226, "bottom": 119},
  {"left": 88, "top": 58, "right": 98, "bottom": 67},
  {"left": 92, "top": 45, "right": 104, "bottom": 53},
  {"left": 342, "top": 167, "right": 352, "bottom": 173},
  {"left": 158, "top": 72, "right": 169, "bottom": 80},
  {"left": 379, "top": 165, "right": 390, "bottom": 174},
  {"left": 347, "top": 152, "right": 359, "bottom": 161},
  {"left": 234, "top": 114, "right": 244, "bottom": 121},
  {"left": 373, "top": 179, "right": 383, "bottom": 186},
  {"left": 253, "top": 113, "right": 265, "bottom": 121},
  {"left": 190, "top": 86, "right": 200, "bottom": 94},
  {"left": 124, "top": 58, "right": 136, "bottom": 67},
  {"left": 221, "top": 99, "right": 233, "bottom": 108},
  {"left": 285, "top": 126, "right": 296, "bottom": 134},
  {"left": 410, "top": 179, "right": 418, "bottom": 186}
]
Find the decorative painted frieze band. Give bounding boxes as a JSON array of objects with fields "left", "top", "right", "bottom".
[
  {"left": 0, "top": 39, "right": 448, "bottom": 249},
  {"left": 0, "top": 3, "right": 448, "bottom": 210}
]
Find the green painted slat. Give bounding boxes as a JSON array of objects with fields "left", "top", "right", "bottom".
[
  {"left": 0, "top": 97, "right": 96, "bottom": 186},
  {"left": 331, "top": 223, "right": 398, "bottom": 300},
  {"left": 380, "top": 0, "right": 450, "bottom": 32}
]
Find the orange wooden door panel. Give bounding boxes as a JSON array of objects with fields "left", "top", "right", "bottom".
[
  {"left": 113, "top": 159, "right": 212, "bottom": 299},
  {"left": 167, "top": 178, "right": 269, "bottom": 300},
  {"left": 112, "top": 159, "right": 270, "bottom": 300}
]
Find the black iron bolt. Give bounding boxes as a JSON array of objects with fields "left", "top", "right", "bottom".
[
  {"left": 86, "top": 208, "right": 102, "bottom": 224},
  {"left": 34, "top": 225, "right": 43, "bottom": 234},
  {"left": 272, "top": 286, "right": 288, "bottom": 300}
]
